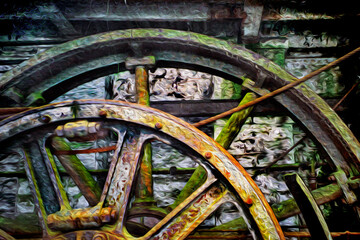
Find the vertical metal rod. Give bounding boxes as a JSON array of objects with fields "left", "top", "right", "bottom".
[{"left": 134, "top": 66, "right": 154, "bottom": 202}]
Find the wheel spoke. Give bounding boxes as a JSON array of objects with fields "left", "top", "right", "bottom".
[
  {"left": 148, "top": 182, "right": 230, "bottom": 240},
  {"left": 42, "top": 137, "right": 71, "bottom": 211},
  {"left": 50, "top": 136, "right": 102, "bottom": 206},
  {"left": 99, "top": 128, "right": 127, "bottom": 203},
  {"left": 284, "top": 173, "right": 332, "bottom": 239},
  {"left": 22, "top": 143, "right": 56, "bottom": 238},
  {"left": 106, "top": 131, "right": 152, "bottom": 232},
  {"left": 171, "top": 93, "right": 256, "bottom": 210}
]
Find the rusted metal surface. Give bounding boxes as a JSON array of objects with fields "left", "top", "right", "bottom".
[
  {"left": 152, "top": 184, "right": 231, "bottom": 240},
  {"left": 0, "top": 229, "right": 15, "bottom": 240},
  {"left": 134, "top": 66, "right": 152, "bottom": 199},
  {"left": 333, "top": 81, "right": 360, "bottom": 111},
  {"left": 0, "top": 100, "right": 285, "bottom": 239},
  {"left": 215, "top": 92, "right": 256, "bottom": 149},
  {"left": 1, "top": 28, "right": 360, "bottom": 239},
  {"left": 333, "top": 170, "right": 358, "bottom": 205},
  {"left": 0, "top": 29, "right": 359, "bottom": 177}
]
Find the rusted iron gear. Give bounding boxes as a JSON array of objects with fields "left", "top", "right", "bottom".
[{"left": 0, "top": 100, "right": 285, "bottom": 240}]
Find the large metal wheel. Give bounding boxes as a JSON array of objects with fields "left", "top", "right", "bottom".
[
  {"left": 0, "top": 100, "right": 284, "bottom": 239},
  {"left": 1, "top": 29, "right": 360, "bottom": 239},
  {"left": 0, "top": 29, "right": 359, "bottom": 174}
]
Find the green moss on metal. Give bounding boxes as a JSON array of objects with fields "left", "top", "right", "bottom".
[
  {"left": 169, "top": 165, "right": 207, "bottom": 210},
  {"left": 216, "top": 92, "right": 257, "bottom": 149},
  {"left": 0, "top": 214, "right": 41, "bottom": 236},
  {"left": 211, "top": 217, "right": 248, "bottom": 231},
  {"left": 51, "top": 136, "right": 102, "bottom": 206},
  {"left": 272, "top": 183, "right": 342, "bottom": 220},
  {"left": 170, "top": 93, "right": 256, "bottom": 210},
  {"left": 26, "top": 91, "right": 46, "bottom": 106},
  {"left": 136, "top": 143, "right": 154, "bottom": 200}
]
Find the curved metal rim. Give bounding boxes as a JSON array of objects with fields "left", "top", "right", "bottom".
[
  {"left": 0, "top": 28, "right": 359, "bottom": 174},
  {"left": 0, "top": 99, "right": 285, "bottom": 240}
]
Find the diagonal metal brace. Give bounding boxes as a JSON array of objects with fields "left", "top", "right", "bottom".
[{"left": 284, "top": 173, "right": 332, "bottom": 240}]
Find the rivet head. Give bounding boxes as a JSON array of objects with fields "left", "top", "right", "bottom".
[
  {"left": 244, "top": 197, "right": 253, "bottom": 205},
  {"left": 204, "top": 152, "right": 212, "bottom": 159},
  {"left": 110, "top": 209, "right": 117, "bottom": 220},
  {"left": 39, "top": 115, "right": 51, "bottom": 123},
  {"left": 155, "top": 122, "right": 163, "bottom": 129},
  {"left": 99, "top": 110, "right": 107, "bottom": 118}
]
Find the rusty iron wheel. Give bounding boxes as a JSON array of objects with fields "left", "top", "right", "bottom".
[
  {"left": 0, "top": 100, "right": 284, "bottom": 239},
  {"left": 0, "top": 29, "right": 359, "bottom": 175},
  {"left": 1, "top": 29, "right": 360, "bottom": 239}
]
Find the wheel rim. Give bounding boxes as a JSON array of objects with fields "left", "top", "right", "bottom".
[
  {"left": 1, "top": 29, "right": 360, "bottom": 239},
  {"left": 0, "top": 28, "right": 359, "bottom": 175},
  {"left": 0, "top": 99, "right": 285, "bottom": 239}
]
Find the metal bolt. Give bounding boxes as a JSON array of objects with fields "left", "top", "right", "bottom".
[
  {"left": 155, "top": 122, "right": 163, "bottom": 129},
  {"left": 205, "top": 152, "right": 212, "bottom": 159},
  {"left": 99, "top": 110, "right": 107, "bottom": 118},
  {"left": 39, "top": 115, "right": 51, "bottom": 123},
  {"left": 244, "top": 197, "right": 253, "bottom": 205}
]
